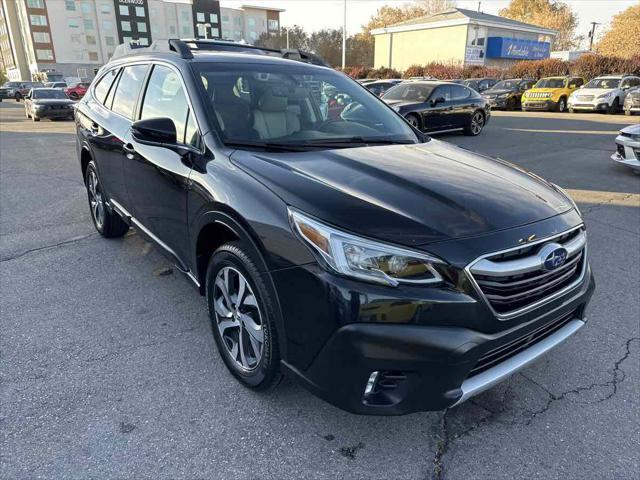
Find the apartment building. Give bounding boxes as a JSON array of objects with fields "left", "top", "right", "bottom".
[
  {"left": 0, "top": 0, "right": 284, "bottom": 82},
  {"left": 220, "top": 4, "right": 282, "bottom": 43}
]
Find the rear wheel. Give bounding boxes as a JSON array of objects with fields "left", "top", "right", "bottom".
[
  {"left": 85, "top": 161, "right": 129, "bottom": 238},
  {"left": 206, "top": 242, "right": 282, "bottom": 390},
  {"left": 463, "top": 110, "right": 485, "bottom": 136},
  {"left": 405, "top": 113, "right": 421, "bottom": 130}
]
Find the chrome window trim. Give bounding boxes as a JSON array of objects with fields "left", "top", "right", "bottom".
[{"left": 465, "top": 224, "right": 588, "bottom": 320}]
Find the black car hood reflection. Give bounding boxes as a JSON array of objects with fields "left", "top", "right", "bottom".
[
  {"left": 383, "top": 99, "right": 422, "bottom": 108},
  {"left": 483, "top": 89, "right": 514, "bottom": 96},
  {"left": 33, "top": 99, "right": 74, "bottom": 105},
  {"left": 230, "top": 140, "right": 571, "bottom": 246}
]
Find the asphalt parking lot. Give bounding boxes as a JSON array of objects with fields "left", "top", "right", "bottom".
[{"left": 1, "top": 100, "right": 638, "bottom": 479}]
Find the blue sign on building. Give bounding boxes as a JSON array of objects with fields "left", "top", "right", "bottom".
[{"left": 486, "top": 37, "right": 551, "bottom": 60}]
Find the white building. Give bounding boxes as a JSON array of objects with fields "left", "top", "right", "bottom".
[{"left": 220, "top": 4, "right": 282, "bottom": 44}]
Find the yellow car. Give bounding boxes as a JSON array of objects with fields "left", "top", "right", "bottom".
[{"left": 521, "top": 76, "right": 585, "bottom": 112}]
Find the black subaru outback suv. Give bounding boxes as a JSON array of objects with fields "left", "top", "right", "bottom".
[{"left": 75, "top": 40, "right": 594, "bottom": 415}]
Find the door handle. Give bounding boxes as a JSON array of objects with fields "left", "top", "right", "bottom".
[{"left": 123, "top": 143, "right": 136, "bottom": 156}]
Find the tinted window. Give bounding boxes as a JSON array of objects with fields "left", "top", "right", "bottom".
[
  {"left": 383, "top": 83, "right": 434, "bottom": 102},
  {"left": 571, "top": 77, "right": 584, "bottom": 87},
  {"left": 32, "top": 89, "right": 68, "bottom": 99},
  {"left": 451, "top": 85, "right": 471, "bottom": 100},
  {"left": 93, "top": 68, "right": 120, "bottom": 104},
  {"left": 140, "top": 65, "right": 190, "bottom": 143},
  {"left": 184, "top": 110, "right": 200, "bottom": 148},
  {"left": 630, "top": 78, "right": 640, "bottom": 87},
  {"left": 432, "top": 85, "right": 451, "bottom": 101},
  {"left": 112, "top": 64, "right": 148, "bottom": 120},
  {"left": 585, "top": 77, "right": 620, "bottom": 89},
  {"left": 534, "top": 78, "right": 565, "bottom": 88}
]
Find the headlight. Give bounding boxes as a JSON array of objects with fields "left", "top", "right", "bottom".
[
  {"left": 289, "top": 209, "right": 444, "bottom": 286},
  {"left": 498, "top": 93, "right": 510, "bottom": 99},
  {"left": 597, "top": 92, "right": 612, "bottom": 99},
  {"left": 6, "top": 89, "right": 14, "bottom": 94},
  {"left": 552, "top": 183, "right": 581, "bottom": 217},
  {"left": 391, "top": 106, "right": 400, "bottom": 112}
]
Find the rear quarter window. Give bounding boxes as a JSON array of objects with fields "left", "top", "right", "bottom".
[
  {"left": 93, "top": 68, "right": 120, "bottom": 105},
  {"left": 111, "top": 64, "right": 148, "bottom": 120}
]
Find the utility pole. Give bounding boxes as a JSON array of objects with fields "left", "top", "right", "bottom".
[
  {"left": 477, "top": 1, "right": 481, "bottom": 13},
  {"left": 286, "top": 27, "right": 290, "bottom": 49},
  {"left": 342, "top": 0, "right": 346, "bottom": 69},
  {"left": 588, "top": 22, "right": 600, "bottom": 51}
]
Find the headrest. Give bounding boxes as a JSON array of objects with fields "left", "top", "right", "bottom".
[{"left": 258, "top": 90, "right": 288, "bottom": 112}]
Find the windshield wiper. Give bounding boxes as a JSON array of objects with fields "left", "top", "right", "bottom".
[
  {"left": 224, "top": 140, "right": 321, "bottom": 152},
  {"left": 300, "top": 137, "right": 417, "bottom": 146}
]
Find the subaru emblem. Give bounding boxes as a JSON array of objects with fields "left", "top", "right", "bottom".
[{"left": 538, "top": 243, "right": 568, "bottom": 271}]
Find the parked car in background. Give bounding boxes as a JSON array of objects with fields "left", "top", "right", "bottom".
[
  {"left": 0, "top": 81, "right": 45, "bottom": 101},
  {"left": 24, "top": 88, "right": 75, "bottom": 121},
  {"left": 64, "top": 82, "right": 91, "bottom": 100},
  {"left": 45, "top": 82, "right": 69, "bottom": 90},
  {"left": 462, "top": 78, "right": 498, "bottom": 93},
  {"left": 611, "top": 124, "right": 640, "bottom": 173},
  {"left": 623, "top": 86, "right": 640, "bottom": 115},
  {"left": 568, "top": 75, "right": 640, "bottom": 114},
  {"left": 481, "top": 78, "right": 536, "bottom": 110},
  {"left": 364, "top": 79, "right": 403, "bottom": 97},
  {"left": 383, "top": 80, "right": 490, "bottom": 136},
  {"left": 357, "top": 79, "right": 379, "bottom": 85},
  {"left": 521, "top": 76, "right": 585, "bottom": 112}
]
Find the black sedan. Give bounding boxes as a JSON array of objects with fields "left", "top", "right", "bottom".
[
  {"left": 381, "top": 81, "right": 490, "bottom": 136},
  {"left": 481, "top": 78, "right": 536, "bottom": 110},
  {"left": 24, "top": 88, "right": 75, "bottom": 121}
]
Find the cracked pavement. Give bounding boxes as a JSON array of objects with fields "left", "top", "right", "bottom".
[{"left": 1, "top": 102, "right": 639, "bottom": 479}]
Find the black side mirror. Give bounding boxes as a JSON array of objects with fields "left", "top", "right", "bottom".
[
  {"left": 431, "top": 96, "right": 446, "bottom": 105},
  {"left": 131, "top": 117, "right": 177, "bottom": 146}
]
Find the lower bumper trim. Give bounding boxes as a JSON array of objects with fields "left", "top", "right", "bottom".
[{"left": 452, "top": 318, "right": 585, "bottom": 406}]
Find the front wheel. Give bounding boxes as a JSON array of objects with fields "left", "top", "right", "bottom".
[
  {"left": 206, "top": 242, "right": 282, "bottom": 390},
  {"left": 85, "top": 161, "right": 129, "bottom": 237},
  {"left": 506, "top": 97, "right": 517, "bottom": 111},
  {"left": 556, "top": 97, "right": 567, "bottom": 112},
  {"left": 625, "top": 108, "right": 632, "bottom": 116},
  {"left": 14, "top": 92, "right": 21, "bottom": 102},
  {"left": 405, "top": 113, "right": 421, "bottom": 130},
  {"left": 463, "top": 111, "right": 485, "bottom": 136},
  {"left": 69, "top": 92, "right": 79, "bottom": 100},
  {"left": 608, "top": 98, "right": 619, "bottom": 114}
]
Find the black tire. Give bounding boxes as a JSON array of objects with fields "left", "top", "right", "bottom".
[
  {"left": 70, "top": 92, "right": 79, "bottom": 100},
  {"left": 556, "top": 97, "right": 567, "bottom": 112},
  {"left": 405, "top": 113, "right": 421, "bottom": 131},
  {"left": 608, "top": 98, "right": 619, "bottom": 114},
  {"left": 32, "top": 115, "right": 40, "bottom": 122},
  {"left": 506, "top": 97, "right": 517, "bottom": 111},
  {"left": 206, "top": 241, "right": 282, "bottom": 391},
  {"left": 84, "top": 161, "right": 129, "bottom": 238},
  {"left": 15, "top": 92, "right": 21, "bottom": 102},
  {"left": 463, "top": 110, "right": 485, "bottom": 136},
  {"left": 568, "top": 106, "right": 575, "bottom": 113},
  {"left": 624, "top": 109, "right": 631, "bottom": 116}
]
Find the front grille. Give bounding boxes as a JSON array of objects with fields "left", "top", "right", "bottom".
[
  {"left": 468, "top": 227, "right": 587, "bottom": 316},
  {"left": 577, "top": 95, "right": 594, "bottom": 101},
  {"left": 527, "top": 92, "right": 550, "bottom": 98},
  {"left": 468, "top": 310, "right": 577, "bottom": 377}
]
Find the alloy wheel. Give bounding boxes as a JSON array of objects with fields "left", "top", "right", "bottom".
[
  {"left": 470, "top": 112, "right": 485, "bottom": 135},
  {"left": 213, "top": 266, "right": 264, "bottom": 371},
  {"left": 558, "top": 99, "right": 566, "bottom": 112},
  {"left": 406, "top": 115, "right": 419, "bottom": 128},
  {"left": 87, "top": 170, "right": 105, "bottom": 229}
]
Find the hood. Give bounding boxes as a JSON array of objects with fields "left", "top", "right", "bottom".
[
  {"left": 526, "top": 88, "right": 559, "bottom": 94},
  {"left": 573, "top": 87, "right": 615, "bottom": 96},
  {"left": 230, "top": 140, "right": 572, "bottom": 247},
  {"left": 483, "top": 88, "right": 515, "bottom": 96},
  {"left": 33, "top": 99, "right": 73, "bottom": 105},
  {"left": 621, "top": 124, "right": 640, "bottom": 135}
]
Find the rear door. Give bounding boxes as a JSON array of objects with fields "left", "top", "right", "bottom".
[{"left": 123, "top": 63, "right": 203, "bottom": 266}]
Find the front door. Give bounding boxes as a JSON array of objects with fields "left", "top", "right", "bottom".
[{"left": 423, "top": 85, "right": 452, "bottom": 131}]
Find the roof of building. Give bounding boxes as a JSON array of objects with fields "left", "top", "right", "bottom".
[
  {"left": 371, "top": 7, "right": 556, "bottom": 36},
  {"left": 241, "top": 4, "right": 285, "bottom": 13}
]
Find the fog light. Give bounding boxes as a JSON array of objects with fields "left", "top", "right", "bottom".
[{"left": 364, "top": 371, "right": 379, "bottom": 396}]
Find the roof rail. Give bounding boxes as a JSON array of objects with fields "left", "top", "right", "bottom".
[{"left": 168, "top": 39, "right": 193, "bottom": 59}]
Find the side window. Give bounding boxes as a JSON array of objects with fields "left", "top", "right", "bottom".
[
  {"left": 112, "top": 64, "right": 148, "bottom": 120},
  {"left": 573, "top": 77, "right": 584, "bottom": 87},
  {"left": 628, "top": 77, "right": 640, "bottom": 87},
  {"left": 93, "top": 68, "right": 120, "bottom": 105},
  {"left": 433, "top": 85, "right": 451, "bottom": 101},
  {"left": 620, "top": 78, "right": 629, "bottom": 89},
  {"left": 451, "top": 84, "right": 471, "bottom": 100},
  {"left": 140, "top": 65, "right": 191, "bottom": 143}
]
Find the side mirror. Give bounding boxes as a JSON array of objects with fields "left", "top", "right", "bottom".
[
  {"left": 431, "top": 96, "right": 446, "bottom": 105},
  {"left": 131, "top": 117, "right": 177, "bottom": 146}
]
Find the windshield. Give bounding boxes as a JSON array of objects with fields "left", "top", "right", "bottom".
[
  {"left": 33, "top": 89, "right": 69, "bottom": 99},
  {"left": 535, "top": 78, "right": 566, "bottom": 89},
  {"left": 195, "top": 63, "right": 419, "bottom": 148},
  {"left": 3, "top": 82, "right": 20, "bottom": 88},
  {"left": 382, "top": 83, "right": 434, "bottom": 102},
  {"left": 492, "top": 80, "right": 520, "bottom": 90},
  {"left": 585, "top": 77, "right": 620, "bottom": 89}
]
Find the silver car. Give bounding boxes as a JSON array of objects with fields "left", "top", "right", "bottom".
[
  {"left": 611, "top": 124, "right": 640, "bottom": 173},
  {"left": 623, "top": 86, "right": 640, "bottom": 115}
]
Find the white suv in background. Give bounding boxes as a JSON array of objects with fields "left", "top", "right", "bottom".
[{"left": 568, "top": 75, "right": 640, "bottom": 114}]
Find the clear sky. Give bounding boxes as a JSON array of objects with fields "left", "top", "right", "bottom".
[{"left": 220, "top": 0, "right": 635, "bottom": 47}]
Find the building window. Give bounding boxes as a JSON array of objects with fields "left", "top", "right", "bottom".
[
  {"left": 36, "top": 49, "right": 54, "bottom": 60},
  {"left": 222, "top": 15, "right": 229, "bottom": 23},
  {"left": 123, "top": 36, "right": 132, "bottom": 43},
  {"left": 248, "top": 18, "right": 256, "bottom": 27},
  {"left": 84, "top": 19, "right": 94, "bottom": 30},
  {"left": 105, "top": 36, "right": 115, "bottom": 46},
  {"left": 27, "top": 0, "right": 45, "bottom": 8},
  {"left": 196, "top": 12, "right": 205, "bottom": 22},
  {"left": 210, "top": 13, "right": 218, "bottom": 23},
  {"left": 86, "top": 35, "right": 96, "bottom": 45},
  {"left": 169, "top": 25, "right": 176, "bottom": 35},
  {"left": 268, "top": 19, "right": 278, "bottom": 30},
  {"left": 135, "top": 6, "right": 144, "bottom": 17},
  {"left": 68, "top": 19, "right": 79, "bottom": 28},
  {"left": 182, "top": 25, "right": 191, "bottom": 36},
  {"left": 33, "top": 31, "right": 50, "bottom": 43},
  {"left": 81, "top": 2, "right": 91, "bottom": 14},
  {"left": 100, "top": 3, "right": 111, "bottom": 14},
  {"left": 121, "top": 21, "right": 131, "bottom": 32},
  {"left": 29, "top": 15, "right": 47, "bottom": 26},
  {"left": 250, "top": 31, "right": 257, "bottom": 40},
  {"left": 181, "top": 11, "right": 190, "bottom": 21},
  {"left": 137, "top": 22, "right": 147, "bottom": 33},
  {"left": 102, "top": 20, "right": 113, "bottom": 31},
  {"left": 211, "top": 27, "right": 219, "bottom": 37},
  {"left": 88, "top": 51, "right": 98, "bottom": 61},
  {"left": 65, "top": 0, "right": 76, "bottom": 10},
  {"left": 138, "top": 38, "right": 148, "bottom": 46},
  {"left": 71, "top": 34, "right": 81, "bottom": 44},
  {"left": 119, "top": 5, "right": 128, "bottom": 16},
  {"left": 222, "top": 29, "right": 230, "bottom": 38}
]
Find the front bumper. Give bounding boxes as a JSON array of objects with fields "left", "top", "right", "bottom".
[
  {"left": 612, "top": 135, "right": 640, "bottom": 171},
  {"left": 484, "top": 97, "right": 508, "bottom": 109},
  {"left": 568, "top": 99, "right": 610, "bottom": 112},
  {"left": 522, "top": 98, "right": 555, "bottom": 111},
  {"left": 33, "top": 106, "right": 74, "bottom": 118},
  {"left": 0, "top": 90, "right": 13, "bottom": 99}
]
